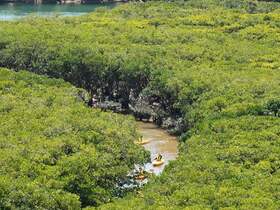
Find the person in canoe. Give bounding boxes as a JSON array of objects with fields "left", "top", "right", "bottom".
[
  {"left": 154, "top": 153, "right": 163, "bottom": 161},
  {"left": 153, "top": 153, "right": 164, "bottom": 166},
  {"left": 139, "top": 167, "right": 145, "bottom": 176},
  {"left": 135, "top": 167, "right": 146, "bottom": 180},
  {"left": 135, "top": 135, "right": 150, "bottom": 145}
]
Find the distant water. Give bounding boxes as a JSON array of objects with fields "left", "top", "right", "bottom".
[{"left": 0, "top": 2, "right": 118, "bottom": 20}]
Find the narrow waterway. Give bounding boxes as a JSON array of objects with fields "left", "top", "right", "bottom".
[{"left": 136, "top": 121, "right": 178, "bottom": 175}]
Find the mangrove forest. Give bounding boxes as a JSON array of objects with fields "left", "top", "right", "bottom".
[{"left": 0, "top": 0, "right": 280, "bottom": 209}]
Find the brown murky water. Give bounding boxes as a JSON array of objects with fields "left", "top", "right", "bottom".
[{"left": 136, "top": 121, "right": 178, "bottom": 175}]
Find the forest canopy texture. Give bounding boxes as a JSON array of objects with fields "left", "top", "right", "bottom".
[
  {"left": 0, "top": 0, "right": 280, "bottom": 209},
  {"left": 0, "top": 68, "right": 148, "bottom": 209}
]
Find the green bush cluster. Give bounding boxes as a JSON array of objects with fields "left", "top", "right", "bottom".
[
  {"left": 0, "top": 68, "right": 148, "bottom": 209},
  {"left": 0, "top": 0, "right": 280, "bottom": 209}
]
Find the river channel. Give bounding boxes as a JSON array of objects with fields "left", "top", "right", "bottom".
[{"left": 136, "top": 121, "right": 178, "bottom": 175}]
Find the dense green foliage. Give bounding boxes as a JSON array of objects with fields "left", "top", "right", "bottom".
[
  {"left": 0, "top": 68, "right": 148, "bottom": 209},
  {"left": 1, "top": 0, "right": 280, "bottom": 209},
  {"left": 1, "top": 0, "right": 280, "bottom": 133}
]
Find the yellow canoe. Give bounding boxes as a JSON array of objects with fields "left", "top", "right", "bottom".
[
  {"left": 152, "top": 159, "right": 165, "bottom": 166},
  {"left": 135, "top": 139, "right": 150, "bottom": 145}
]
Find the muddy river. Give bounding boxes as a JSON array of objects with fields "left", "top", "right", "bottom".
[{"left": 136, "top": 121, "right": 178, "bottom": 175}]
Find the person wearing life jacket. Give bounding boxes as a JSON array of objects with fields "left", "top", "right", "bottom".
[
  {"left": 154, "top": 153, "right": 163, "bottom": 161},
  {"left": 138, "top": 167, "right": 145, "bottom": 176},
  {"left": 135, "top": 167, "right": 146, "bottom": 180}
]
